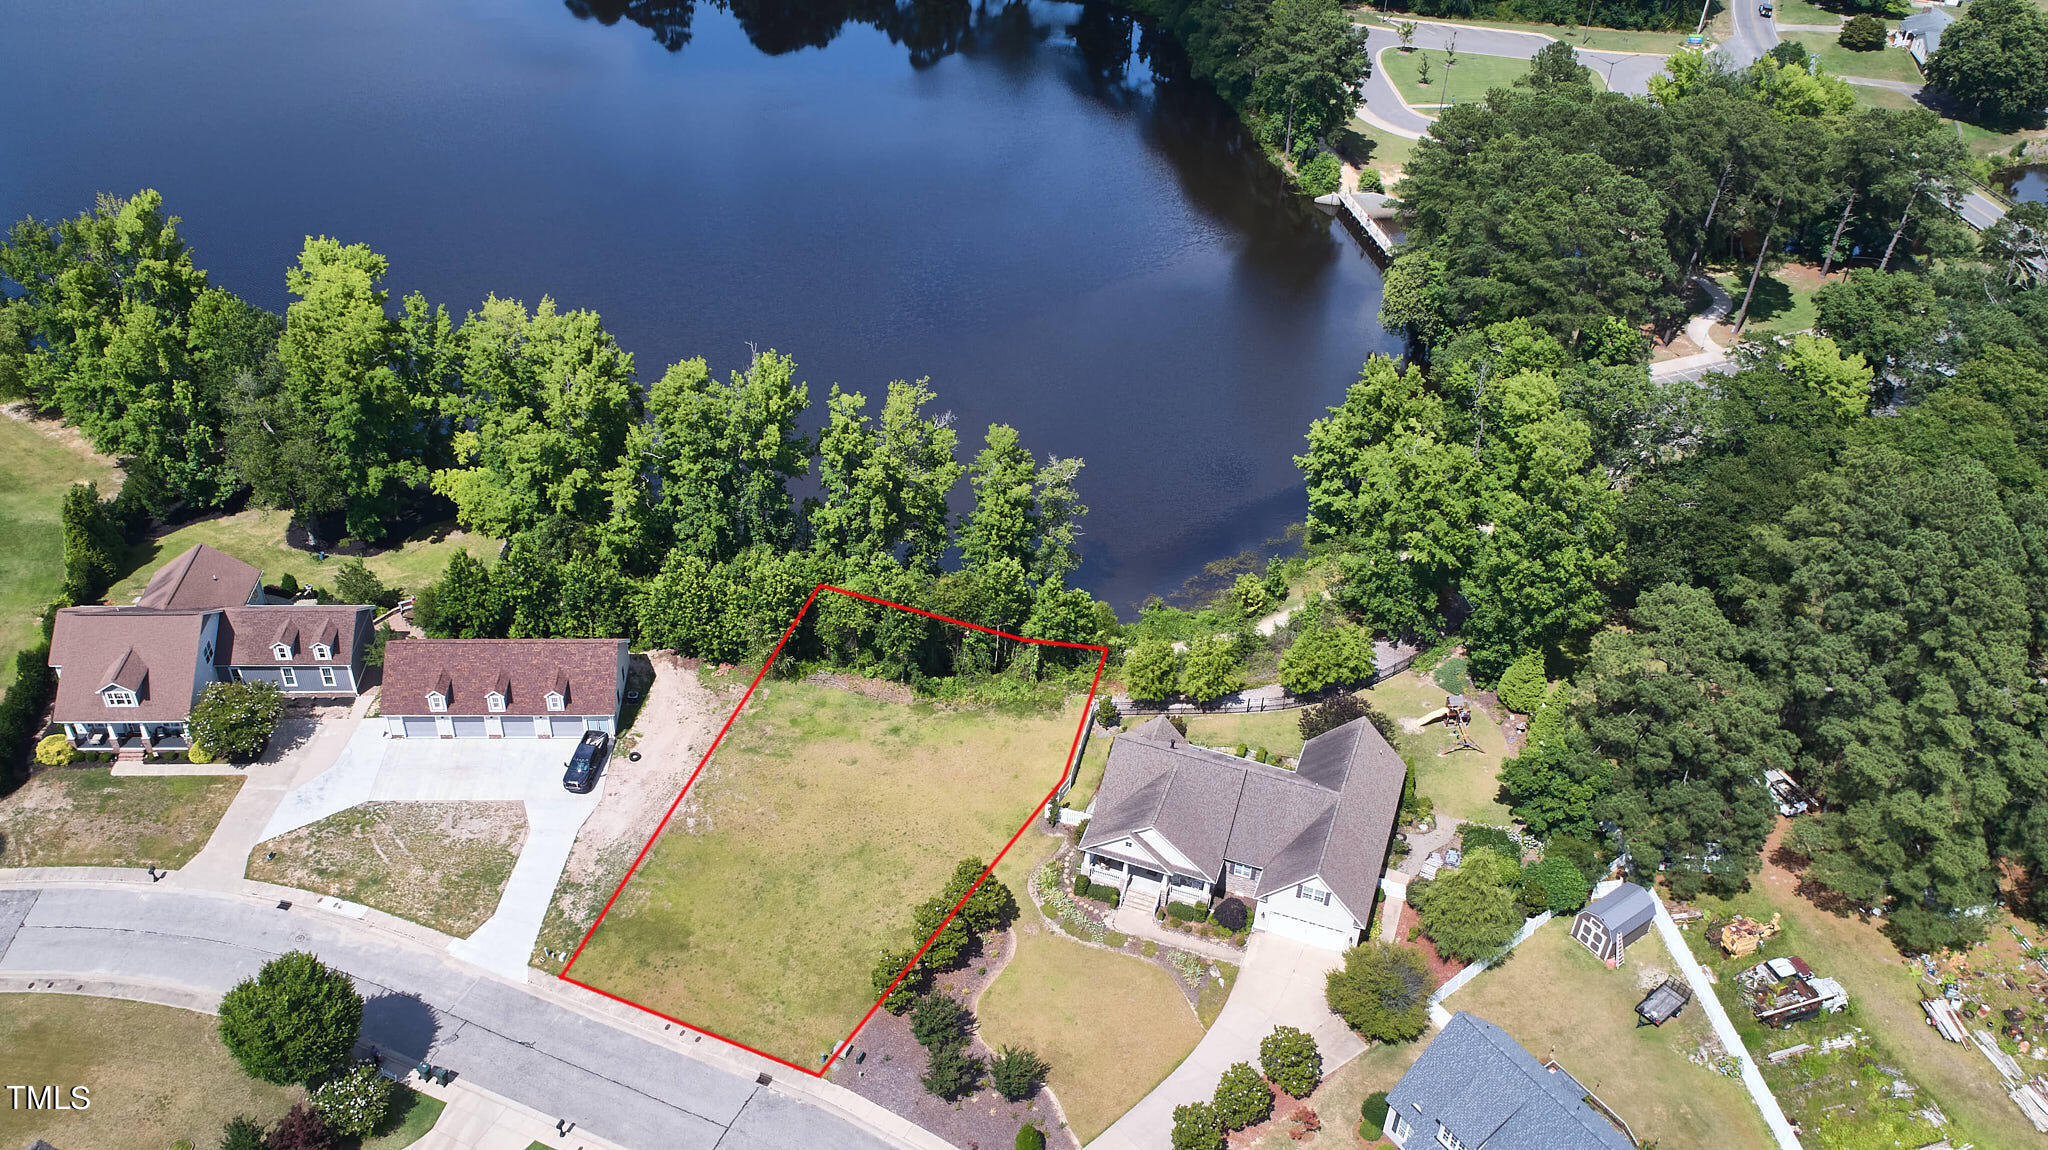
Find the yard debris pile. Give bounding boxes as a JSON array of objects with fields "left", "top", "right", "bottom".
[
  {"left": 1737, "top": 955, "right": 1849, "bottom": 1027},
  {"left": 1709, "top": 912, "right": 1782, "bottom": 958},
  {"left": 1909, "top": 926, "right": 2048, "bottom": 1132}
]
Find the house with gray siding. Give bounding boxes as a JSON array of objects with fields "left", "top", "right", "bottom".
[
  {"left": 48, "top": 544, "right": 373, "bottom": 759},
  {"left": 379, "top": 638, "right": 627, "bottom": 739},
  {"left": 1076, "top": 713, "right": 1404, "bottom": 950},
  {"left": 1385, "top": 1012, "right": 1638, "bottom": 1149}
]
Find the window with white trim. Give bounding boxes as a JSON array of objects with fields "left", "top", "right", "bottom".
[
  {"left": 320, "top": 666, "right": 337, "bottom": 688},
  {"left": 1391, "top": 1114, "right": 1412, "bottom": 1141},
  {"left": 312, "top": 643, "right": 331, "bottom": 661},
  {"left": 104, "top": 688, "right": 138, "bottom": 707},
  {"left": 1297, "top": 884, "right": 1331, "bottom": 905},
  {"left": 427, "top": 692, "right": 446, "bottom": 713},
  {"left": 1435, "top": 1124, "right": 1466, "bottom": 1150},
  {"left": 280, "top": 667, "right": 297, "bottom": 688},
  {"left": 545, "top": 692, "right": 564, "bottom": 712},
  {"left": 1228, "top": 860, "right": 1260, "bottom": 880},
  {"left": 272, "top": 643, "right": 292, "bottom": 660},
  {"left": 486, "top": 692, "right": 505, "bottom": 713}
]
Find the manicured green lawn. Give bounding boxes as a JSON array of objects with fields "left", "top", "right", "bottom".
[
  {"left": 1342, "top": 118, "right": 1418, "bottom": 184},
  {"left": 1850, "top": 83, "right": 1921, "bottom": 111},
  {"left": 1716, "top": 264, "right": 1823, "bottom": 338},
  {"left": 1182, "top": 709, "right": 1307, "bottom": 760},
  {"left": 1783, "top": 32, "right": 1923, "bottom": 84},
  {"left": 1447, "top": 921, "right": 1774, "bottom": 1150},
  {"left": 0, "top": 994, "right": 300, "bottom": 1150},
  {"left": 249, "top": 802, "right": 525, "bottom": 938},
  {"left": 104, "top": 508, "right": 500, "bottom": 605},
  {"left": 0, "top": 412, "right": 120, "bottom": 691},
  {"left": 566, "top": 682, "right": 1086, "bottom": 1065},
  {"left": 0, "top": 767, "right": 242, "bottom": 868},
  {"left": 363, "top": 1085, "right": 446, "bottom": 1150},
  {"left": 1362, "top": 671, "right": 1511, "bottom": 825},
  {"left": 1066, "top": 726, "right": 1113, "bottom": 811},
  {"left": 979, "top": 836, "right": 1208, "bottom": 1143},
  {"left": 1380, "top": 47, "right": 1566, "bottom": 109},
  {"left": 1362, "top": 11, "right": 1700, "bottom": 53},
  {"left": 1771, "top": 0, "right": 1846, "bottom": 23}
]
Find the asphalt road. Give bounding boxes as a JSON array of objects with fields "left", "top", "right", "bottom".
[
  {"left": 0, "top": 886, "right": 898, "bottom": 1150},
  {"left": 1721, "top": 0, "right": 1781, "bottom": 68},
  {"left": 1358, "top": 20, "right": 1675, "bottom": 139}
]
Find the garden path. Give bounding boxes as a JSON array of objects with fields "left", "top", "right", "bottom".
[{"left": 1106, "top": 903, "right": 1247, "bottom": 965}]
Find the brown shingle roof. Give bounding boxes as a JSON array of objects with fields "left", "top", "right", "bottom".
[
  {"left": 217, "top": 605, "right": 369, "bottom": 665},
  {"left": 381, "top": 638, "right": 625, "bottom": 718},
  {"left": 134, "top": 543, "right": 261, "bottom": 610},
  {"left": 49, "top": 607, "right": 213, "bottom": 722}
]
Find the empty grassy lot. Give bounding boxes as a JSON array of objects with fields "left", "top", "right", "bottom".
[
  {"left": 0, "top": 410, "right": 120, "bottom": 692},
  {"left": 1448, "top": 922, "right": 1774, "bottom": 1150},
  {"left": 0, "top": 767, "right": 241, "bottom": 868},
  {"left": 979, "top": 834, "right": 1208, "bottom": 1143},
  {"left": 104, "top": 508, "right": 499, "bottom": 605},
  {"left": 1716, "top": 263, "right": 1824, "bottom": 340},
  {"left": 1783, "top": 32, "right": 1923, "bottom": 84},
  {"left": 566, "top": 681, "right": 1086, "bottom": 1066},
  {"left": 1182, "top": 708, "right": 1307, "bottom": 760},
  {"left": 1381, "top": 47, "right": 1557, "bottom": 109},
  {"left": 1363, "top": 671, "right": 1512, "bottom": 825},
  {"left": 249, "top": 801, "right": 526, "bottom": 937}
]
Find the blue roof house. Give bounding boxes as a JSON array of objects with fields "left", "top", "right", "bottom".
[{"left": 1382, "top": 1012, "right": 1638, "bottom": 1149}]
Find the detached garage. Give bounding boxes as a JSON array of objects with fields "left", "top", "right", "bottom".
[{"left": 380, "top": 638, "right": 628, "bottom": 740}]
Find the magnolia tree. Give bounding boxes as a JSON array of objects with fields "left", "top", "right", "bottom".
[{"left": 187, "top": 679, "right": 285, "bottom": 762}]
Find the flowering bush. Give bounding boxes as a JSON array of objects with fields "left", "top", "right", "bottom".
[{"left": 310, "top": 1064, "right": 392, "bottom": 1137}]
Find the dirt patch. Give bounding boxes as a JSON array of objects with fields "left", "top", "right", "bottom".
[
  {"left": 804, "top": 670, "right": 917, "bottom": 704},
  {"left": 1395, "top": 900, "right": 1468, "bottom": 987},
  {"left": 532, "top": 649, "right": 724, "bottom": 969},
  {"left": 834, "top": 926, "right": 1079, "bottom": 1150},
  {"left": 249, "top": 800, "right": 526, "bottom": 937},
  {"left": 0, "top": 767, "right": 242, "bottom": 868},
  {"left": 1, "top": 402, "right": 120, "bottom": 470}
]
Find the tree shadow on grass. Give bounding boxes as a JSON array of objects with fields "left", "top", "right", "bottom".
[{"left": 1738, "top": 271, "right": 1798, "bottom": 326}]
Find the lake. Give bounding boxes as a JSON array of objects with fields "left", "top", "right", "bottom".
[{"left": 0, "top": 0, "right": 1397, "bottom": 615}]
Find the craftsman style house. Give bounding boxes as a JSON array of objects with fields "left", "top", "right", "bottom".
[
  {"left": 379, "top": 638, "right": 628, "bottom": 738},
  {"left": 1076, "top": 713, "right": 1404, "bottom": 950},
  {"left": 1384, "top": 1012, "right": 1638, "bottom": 1149},
  {"left": 48, "top": 544, "right": 373, "bottom": 758}
]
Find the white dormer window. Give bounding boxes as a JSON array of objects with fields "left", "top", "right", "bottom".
[
  {"left": 545, "top": 692, "right": 564, "bottom": 712},
  {"left": 312, "top": 643, "right": 331, "bottom": 661},
  {"left": 486, "top": 692, "right": 505, "bottom": 713},
  {"left": 1297, "top": 884, "right": 1330, "bottom": 905},
  {"left": 427, "top": 692, "right": 447, "bottom": 713},
  {"left": 272, "top": 643, "right": 292, "bottom": 661},
  {"left": 1435, "top": 1124, "right": 1467, "bottom": 1150},
  {"left": 104, "top": 688, "right": 138, "bottom": 707}
]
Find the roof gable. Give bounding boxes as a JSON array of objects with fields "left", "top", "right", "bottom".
[
  {"left": 135, "top": 544, "right": 261, "bottom": 610},
  {"left": 1389, "top": 1013, "right": 1637, "bottom": 1150},
  {"left": 217, "top": 605, "right": 370, "bottom": 666},
  {"left": 49, "top": 607, "right": 211, "bottom": 721}
]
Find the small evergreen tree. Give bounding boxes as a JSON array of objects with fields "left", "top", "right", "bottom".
[
  {"left": 1015, "top": 1125, "right": 1047, "bottom": 1150},
  {"left": 1171, "top": 1101, "right": 1225, "bottom": 1150},
  {"left": 330, "top": 559, "right": 394, "bottom": 607},
  {"left": 1212, "top": 1062, "right": 1273, "bottom": 1130},
  {"left": 217, "top": 952, "right": 363, "bottom": 1085},
  {"left": 1324, "top": 943, "right": 1433, "bottom": 1042},
  {"left": 910, "top": 993, "right": 972, "bottom": 1051},
  {"left": 217, "top": 1116, "right": 266, "bottom": 1150},
  {"left": 920, "top": 1044, "right": 984, "bottom": 1100},
  {"left": 1258, "top": 1025, "right": 1323, "bottom": 1098},
  {"left": 989, "top": 1045, "right": 1051, "bottom": 1101},
  {"left": 1493, "top": 651, "right": 1549, "bottom": 714},
  {"left": 1839, "top": 13, "right": 1886, "bottom": 50},
  {"left": 872, "top": 947, "right": 932, "bottom": 1013}
]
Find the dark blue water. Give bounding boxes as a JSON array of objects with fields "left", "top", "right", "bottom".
[
  {"left": 2001, "top": 165, "right": 2046, "bottom": 205},
  {"left": 0, "top": 0, "right": 1398, "bottom": 614}
]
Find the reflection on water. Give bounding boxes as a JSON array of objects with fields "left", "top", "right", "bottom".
[
  {"left": 0, "top": 0, "right": 1398, "bottom": 614},
  {"left": 1999, "top": 165, "right": 2046, "bottom": 206}
]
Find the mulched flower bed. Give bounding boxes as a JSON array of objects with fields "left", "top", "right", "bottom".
[
  {"left": 831, "top": 928, "right": 1076, "bottom": 1150},
  {"left": 1394, "top": 900, "right": 1468, "bottom": 986}
]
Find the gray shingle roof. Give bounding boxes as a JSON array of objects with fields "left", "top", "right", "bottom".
[
  {"left": 1389, "top": 1012, "right": 1637, "bottom": 1150},
  {"left": 1079, "top": 713, "right": 1404, "bottom": 917},
  {"left": 1583, "top": 882, "right": 1657, "bottom": 939}
]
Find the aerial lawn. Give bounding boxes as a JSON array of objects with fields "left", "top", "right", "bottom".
[
  {"left": 1782, "top": 33, "right": 1923, "bottom": 85},
  {"left": 1380, "top": 47, "right": 1595, "bottom": 110},
  {"left": 1363, "top": 671, "right": 1512, "bottom": 825},
  {"left": 0, "top": 994, "right": 299, "bottom": 1150},
  {"left": 1447, "top": 922, "right": 1774, "bottom": 1150},
  {"left": 0, "top": 767, "right": 242, "bottom": 868},
  {"left": 1340, "top": 118, "right": 1418, "bottom": 184},
  {"left": 104, "top": 508, "right": 499, "bottom": 606},
  {"left": 565, "top": 681, "right": 1086, "bottom": 1066},
  {"left": 1360, "top": 11, "right": 1699, "bottom": 53},
  {"left": 1181, "top": 708, "right": 1307, "bottom": 760},
  {"left": 979, "top": 835, "right": 1208, "bottom": 1143},
  {"left": 249, "top": 801, "right": 526, "bottom": 937},
  {"left": 0, "top": 411, "right": 120, "bottom": 691},
  {"left": 1716, "top": 263, "right": 1824, "bottom": 340}
]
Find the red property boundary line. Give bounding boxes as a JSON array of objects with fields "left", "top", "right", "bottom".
[{"left": 557, "top": 583, "right": 1110, "bottom": 1078}]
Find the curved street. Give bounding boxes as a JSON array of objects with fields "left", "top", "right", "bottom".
[{"left": 0, "top": 882, "right": 936, "bottom": 1150}]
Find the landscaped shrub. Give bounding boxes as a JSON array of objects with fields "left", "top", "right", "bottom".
[
  {"left": 34, "top": 734, "right": 72, "bottom": 767},
  {"left": 188, "top": 742, "right": 214, "bottom": 765},
  {"left": 1171, "top": 1101, "right": 1224, "bottom": 1150},
  {"left": 1840, "top": 12, "right": 1886, "bottom": 49},
  {"left": 1212, "top": 1061, "right": 1274, "bottom": 1130},
  {"left": 218, "top": 1116, "right": 266, "bottom": 1150},
  {"left": 1259, "top": 1025, "right": 1322, "bottom": 1098},
  {"left": 263, "top": 1103, "right": 335, "bottom": 1150},
  {"left": 276, "top": 572, "right": 301, "bottom": 598},
  {"left": 872, "top": 946, "right": 932, "bottom": 1013},
  {"left": 1459, "top": 825, "right": 1519, "bottom": 862},
  {"left": 1167, "top": 900, "right": 1206, "bottom": 923},
  {"left": 1358, "top": 167, "right": 1385, "bottom": 193},
  {"left": 331, "top": 559, "right": 400, "bottom": 608},
  {"left": 187, "top": 680, "right": 285, "bottom": 763},
  {"left": 1074, "top": 874, "right": 1092, "bottom": 900},
  {"left": 989, "top": 1045, "right": 1050, "bottom": 1101},
  {"left": 1521, "top": 854, "right": 1593, "bottom": 914},
  {"left": 309, "top": 1064, "right": 391, "bottom": 1137},
  {"left": 1361, "top": 1090, "right": 1390, "bottom": 1132},
  {"left": 1094, "top": 696, "right": 1121, "bottom": 728},
  {"left": 910, "top": 993, "right": 973, "bottom": 1051},
  {"left": 217, "top": 952, "right": 363, "bottom": 1085},
  {"left": 906, "top": 858, "right": 1017, "bottom": 972},
  {"left": 1325, "top": 943, "right": 1432, "bottom": 1042},
  {"left": 1103, "top": 887, "right": 1120, "bottom": 908},
  {"left": 1234, "top": 742, "right": 1249, "bottom": 757},
  {"left": 1015, "top": 1126, "right": 1047, "bottom": 1150},
  {"left": 0, "top": 642, "right": 58, "bottom": 796},
  {"left": 920, "top": 1045, "right": 984, "bottom": 1100},
  {"left": 1297, "top": 152, "right": 1343, "bottom": 197},
  {"left": 1212, "top": 898, "right": 1249, "bottom": 932},
  {"left": 1493, "top": 651, "right": 1548, "bottom": 713}
]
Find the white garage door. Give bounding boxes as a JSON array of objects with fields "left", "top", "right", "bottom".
[
  {"left": 1256, "top": 909, "right": 1355, "bottom": 951},
  {"left": 500, "top": 716, "right": 535, "bottom": 738},
  {"left": 550, "top": 717, "right": 585, "bottom": 738},
  {"left": 401, "top": 717, "right": 438, "bottom": 738},
  {"left": 452, "top": 716, "right": 488, "bottom": 738}
]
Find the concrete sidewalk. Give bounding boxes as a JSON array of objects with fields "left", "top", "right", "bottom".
[
  {"left": 172, "top": 702, "right": 364, "bottom": 885},
  {"left": 1106, "top": 903, "right": 1249, "bottom": 965},
  {"left": 1087, "top": 933, "right": 1361, "bottom": 1150}
]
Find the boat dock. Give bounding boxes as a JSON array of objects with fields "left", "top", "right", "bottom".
[{"left": 1316, "top": 190, "right": 1401, "bottom": 261}]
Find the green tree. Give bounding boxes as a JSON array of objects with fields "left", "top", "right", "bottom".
[
  {"left": 636, "top": 551, "right": 744, "bottom": 661},
  {"left": 1520, "top": 853, "right": 1593, "bottom": 913},
  {"left": 640, "top": 350, "right": 811, "bottom": 563},
  {"left": 187, "top": 681, "right": 285, "bottom": 763},
  {"left": 1231, "top": 573, "right": 1274, "bottom": 618},
  {"left": 412, "top": 550, "right": 504, "bottom": 639},
  {"left": 1258, "top": 1025, "right": 1322, "bottom": 1097},
  {"left": 1781, "top": 334, "right": 1874, "bottom": 420},
  {"left": 1493, "top": 651, "right": 1548, "bottom": 714},
  {"left": 1839, "top": 13, "right": 1886, "bottom": 49},
  {"left": 1925, "top": 0, "right": 2048, "bottom": 125},
  {"left": 1179, "top": 636, "right": 1247, "bottom": 703},
  {"left": 59, "top": 482, "right": 124, "bottom": 603},
  {"left": 1323, "top": 942, "right": 1432, "bottom": 1042},
  {"left": 910, "top": 993, "right": 973, "bottom": 1050},
  {"left": 989, "top": 1045, "right": 1051, "bottom": 1102},
  {"left": 1123, "top": 640, "right": 1181, "bottom": 702},
  {"left": 217, "top": 1116, "right": 267, "bottom": 1150},
  {"left": 810, "top": 379, "right": 961, "bottom": 570},
  {"left": 1411, "top": 847, "right": 1523, "bottom": 961},
  {"left": 1520, "top": 40, "right": 1592, "bottom": 87},
  {"left": 921, "top": 1045, "right": 984, "bottom": 1100},
  {"left": 1499, "top": 690, "right": 1603, "bottom": 837},
  {"left": 1982, "top": 201, "right": 2048, "bottom": 289},
  {"left": 1171, "top": 1101, "right": 1225, "bottom": 1150},
  {"left": 309, "top": 1064, "right": 391, "bottom": 1138},
  {"left": 216, "top": 952, "right": 362, "bottom": 1085},
  {"left": 1212, "top": 1061, "right": 1273, "bottom": 1130},
  {"left": 1248, "top": 0, "right": 1372, "bottom": 155},
  {"left": 1278, "top": 614, "right": 1375, "bottom": 695},
  {"left": 871, "top": 947, "right": 932, "bottom": 1013},
  {"left": 329, "top": 560, "right": 392, "bottom": 608}
]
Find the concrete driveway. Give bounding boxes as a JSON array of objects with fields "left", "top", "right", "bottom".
[
  {"left": 259, "top": 725, "right": 606, "bottom": 982},
  {"left": 1087, "top": 932, "right": 1364, "bottom": 1150}
]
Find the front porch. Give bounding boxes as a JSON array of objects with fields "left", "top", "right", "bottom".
[
  {"left": 1080, "top": 849, "right": 1214, "bottom": 914},
  {"left": 66, "top": 721, "right": 189, "bottom": 760}
]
